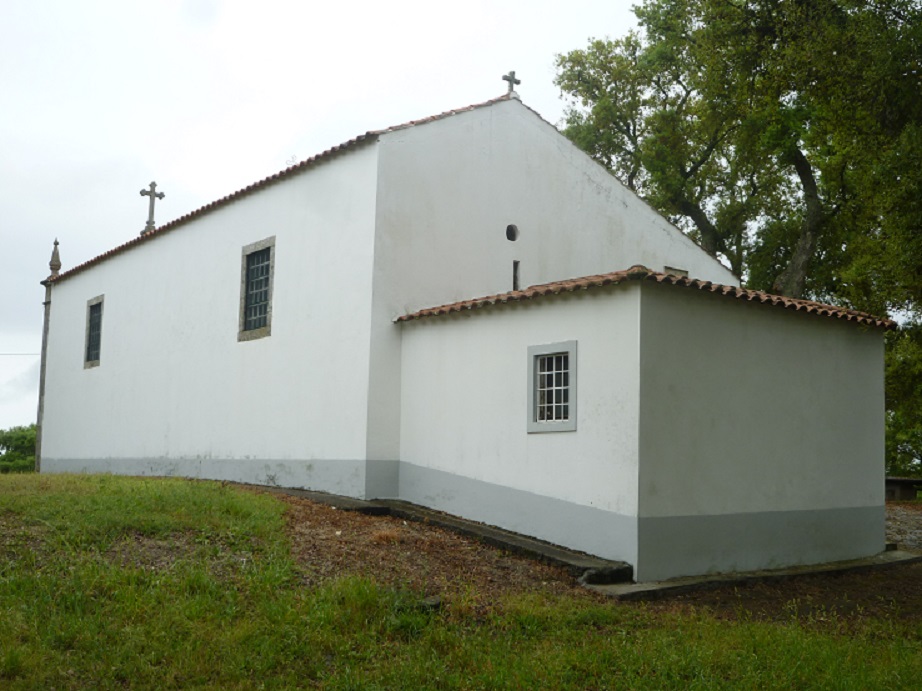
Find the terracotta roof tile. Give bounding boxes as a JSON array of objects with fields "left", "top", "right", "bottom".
[
  {"left": 395, "top": 265, "right": 897, "bottom": 330},
  {"left": 47, "top": 94, "right": 520, "bottom": 285}
]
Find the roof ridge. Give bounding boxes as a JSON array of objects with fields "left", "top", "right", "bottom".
[
  {"left": 47, "top": 93, "right": 520, "bottom": 284},
  {"left": 395, "top": 265, "right": 897, "bottom": 330}
]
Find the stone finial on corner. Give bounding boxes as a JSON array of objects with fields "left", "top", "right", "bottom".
[{"left": 49, "top": 239, "right": 61, "bottom": 278}]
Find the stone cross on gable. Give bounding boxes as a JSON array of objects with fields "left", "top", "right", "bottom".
[
  {"left": 502, "top": 70, "right": 521, "bottom": 94},
  {"left": 140, "top": 181, "right": 165, "bottom": 236}
]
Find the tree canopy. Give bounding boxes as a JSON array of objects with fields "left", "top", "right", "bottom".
[
  {"left": 0, "top": 424, "right": 36, "bottom": 473},
  {"left": 556, "top": 0, "right": 922, "bottom": 474},
  {"left": 556, "top": 0, "right": 921, "bottom": 313}
]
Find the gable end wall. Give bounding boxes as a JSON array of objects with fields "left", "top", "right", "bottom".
[{"left": 367, "top": 97, "right": 737, "bottom": 473}]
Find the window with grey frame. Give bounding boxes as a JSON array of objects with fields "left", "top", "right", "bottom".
[
  {"left": 84, "top": 295, "right": 104, "bottom": 368},
  {"left": 527, "top": 340, "right": 577, "bottom": 433},
  {"left": 238, "top": 237, "right": 275, "bottom": 341}
]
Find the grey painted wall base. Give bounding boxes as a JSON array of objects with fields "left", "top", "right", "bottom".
[
  {"left": 41, "top": 457, "right": 367, "bottom": 499},
  {"left": 397, "top": 462, "right": 639, "bottom": 567},
  {"left": 637, "top": 505, "right": 885, "bottom": 582},
  {"left": 365, "top": 459, "right": 400, "bottom": 498}
]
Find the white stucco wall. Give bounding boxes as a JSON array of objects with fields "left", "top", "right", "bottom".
[
  {"left": 367, "top": 97, "right": 738, "bottom": 461},
  {"left": 635, "top": 283, "right": 886, "bottom": 580},
  {"left": 41, "top": 144, "right": 380, "bottom": 495},
  {"left": 399, "top": 286, "right": 643, "bottom": 565}
]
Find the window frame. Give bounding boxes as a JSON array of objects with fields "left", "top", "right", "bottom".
[
  {"left": 238, "top": 236, "right": 276, "bottom": 342},
  {"left": 84, "top": 294, "right": 104, "bottom": 368},
  {"left": 527, "top": 340, "right": 577, "bottom": 433}
]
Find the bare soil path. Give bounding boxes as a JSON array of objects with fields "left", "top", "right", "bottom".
[{"left": 278, "top": 493, "right": 922, "bottom": 624}]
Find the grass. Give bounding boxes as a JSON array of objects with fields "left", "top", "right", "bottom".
[{"left": 1, "top": 474, "right": 921, "bottom": 689}]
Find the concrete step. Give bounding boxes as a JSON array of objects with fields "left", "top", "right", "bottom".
[{"left": 586, "top": 549, "right": 922, "bottom": 601}]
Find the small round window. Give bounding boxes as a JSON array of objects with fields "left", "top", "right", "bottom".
[{"left": 506, "top": 224, "right": 519, "bottom": 241}]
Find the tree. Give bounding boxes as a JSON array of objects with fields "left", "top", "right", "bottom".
[
  {"left": 556, "top": 0, "right": 922, "bottom": 310},
  {"left": 0, "top": 424, "right": 36, "bottom": 473},
  {"left": 556, "top": 0, "right": 922, "bottom": 474},
  {"left": 886, "top": 325, "right": 922, "bottom": 476}
]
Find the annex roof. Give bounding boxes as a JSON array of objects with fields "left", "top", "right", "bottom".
[
  {"left": 46, "top": 93, "right": 524, "bottom": 285},
  {"left": 395, "top": 265, "right": 896, "bottom": 330}
]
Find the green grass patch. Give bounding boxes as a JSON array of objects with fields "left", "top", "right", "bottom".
[{"left": 1, "top": 474, "right": 920, "bottom": 689}]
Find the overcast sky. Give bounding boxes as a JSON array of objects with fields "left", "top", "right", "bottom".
[{"left": 0, "top": 0, "right": 638, "bottom": 430}]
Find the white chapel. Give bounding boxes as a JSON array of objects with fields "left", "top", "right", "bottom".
[{"left": 37, "top": 91, "right": 891, "bottom": 582}]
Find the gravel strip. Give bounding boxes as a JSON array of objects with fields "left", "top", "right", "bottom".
[{"left": 886, "top": 502, "right": 922, "bottom": 551}]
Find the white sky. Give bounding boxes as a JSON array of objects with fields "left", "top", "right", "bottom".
[{"left": 0, "top": 0, "right": 638, "bottom": 430}]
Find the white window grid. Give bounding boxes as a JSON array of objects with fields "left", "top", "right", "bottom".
[
  {"left": 527, "top": 340, "right": 576, "bottom": 433},
  {"left": 535, "top": 352, "right": 570, "bottom": 422}
]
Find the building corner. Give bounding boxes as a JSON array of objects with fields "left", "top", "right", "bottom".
[{"left": 35, "top": 239, "right": 61, "bottom": 473}]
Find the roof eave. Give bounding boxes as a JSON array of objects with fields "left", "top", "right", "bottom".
[{"left": 396, "top": 265, "right": 897, "bottom": 330}]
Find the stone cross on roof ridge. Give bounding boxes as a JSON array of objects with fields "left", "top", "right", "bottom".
[
  {"left": 140, "top": 181, "right": 165, "bottom": 236},
  {"left": 502, "top": 70, "right": 521, "bottom": 94}
]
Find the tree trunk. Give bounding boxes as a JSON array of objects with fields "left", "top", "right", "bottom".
[
  {"left": 773, "top": 148, "right": 825, "bottom": 298},
  {"left": 677, "top": 199, "right": 724, "bottom": 257}
]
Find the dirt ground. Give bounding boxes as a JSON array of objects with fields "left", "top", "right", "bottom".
[{"left": 279, "top": 494, "right": 922, "bottom": 624}]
